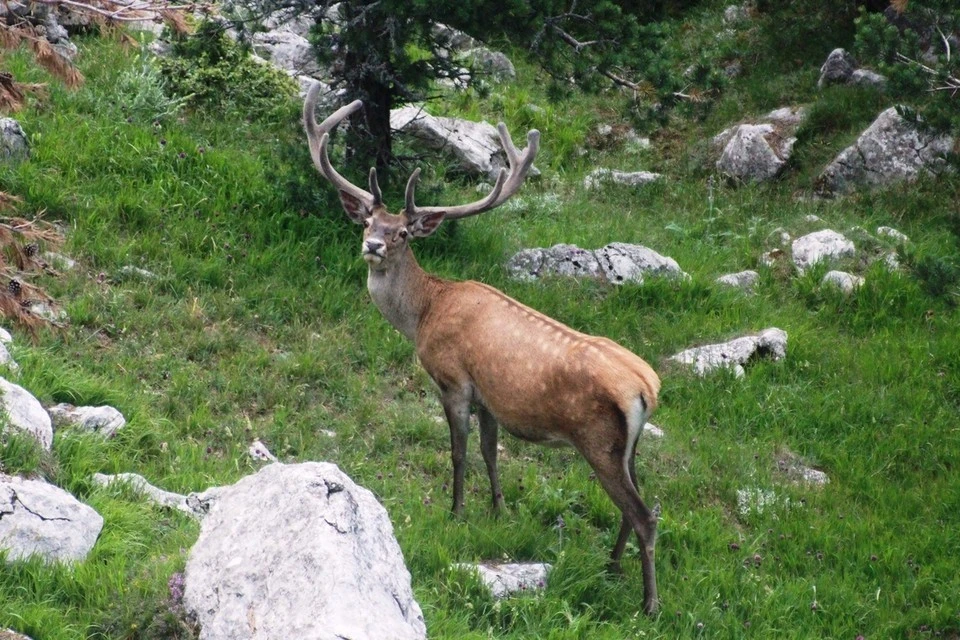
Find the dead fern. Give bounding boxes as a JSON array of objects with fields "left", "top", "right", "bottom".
[{"left": 0, "top": 214, "right": 67, "bottom": 333}]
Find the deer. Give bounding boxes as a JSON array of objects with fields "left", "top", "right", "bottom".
[{"left": 304, "top": 83, "right": 663, "bottom": 615}]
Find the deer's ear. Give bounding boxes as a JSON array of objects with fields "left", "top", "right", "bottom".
[
  {"left": 339, "top": 190, "right": 370, "bottom": 224},
  {"left": 407, "top": 211, "right": 446, "bottom": 238}
]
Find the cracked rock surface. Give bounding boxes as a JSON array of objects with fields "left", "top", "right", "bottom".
[
  {"left": 0, "top": 475, "right": 103, "bottom": 563},
  {"left": 818, "top": 107, "right": 954, "bottom": 196},
  {"left": 669, "top": 328, "right": 788, "bottom": 377},
  {"left": 507, "top": 242, "right": 687, "bottom": 284},
  {"left": 184, "top": 462, "right": 425, "bottom": 640}
]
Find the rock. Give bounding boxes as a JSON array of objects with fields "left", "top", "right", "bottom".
[
  {"left": 26, "top": 302, "right": 66, "bottom": 324},
  {"left": 0, "top": 328, "right": 11, "bottom": 343},
  {"left": 391, "top": 106, "right": 536, "bottom": 181},
  {"left": 0, "top": 119, "right": 30, "bottom": 163},
  {"left": 850, "top": 68, "right": 887, "bottom": 89},
  {"left": 598, "top": 243, "right": 688, "bottom": 284},
  {"left": 822, "top": 270, "right": 864, "bottom": 294},
  {"left": 462, "top": 47, "right": 515, "bottom": 82},
  {"left": 791, "top": 229, "right": 855, "bottom": 273},
  {"left": 507, "top": 243, "right": 686, "bottom": 285},
  {"left": 804, "top": 214, "right": 822, "bottom": 223},
  {"left": 0, "top": 475, "right": 103, "bottom": 563},
  {"left": 775, "top": 452, "right": 830, "bottom": 486},
  {"left": 669, "top": 328, "right": 788, "bottom": 377},
  {"left": 47, "top": 404, "right": 126, "bottom": 438},
  {"left": 723, "top": 4, "right": 751, "bottom": 23},
  {"left": 0, "top": 378, "right": 53, "bottom": 449},
  {"left": 248, "top": 439, "right": 278, "bottom": 462},
  {"left": 184, "top": 462, "right": 426, "bottom": 640},
  {"left": 251, "top": 30, "right": 323, "bottom": 77},
  {"left": 0, "top": 629, "right": 34, "bottom": 640},
  {"left": 713, "top": 107, "right": 805, "bottom": 182},
  {"left": 583, "top": 168, "right": 662, "bottom": 190},
  {"left": 818, "top": 48, "right": 858, "bottom": 88},
  {"left": 760, "top": 248, "right": 786, "bottom": 267},
  {"left": 643, "top": 423, "right": 665, "bottom": 438},
  {"left": 0, "top": 342, "right": 18, "bottom": 372},
  {"left": 92, "top": 473, "right": 222, "bottom": 520},
  {"left": 118, "top": 265, "right": 158, "bottom": 280},
  {"left": 877, "top": 226, "right": 909, "bottom": 243},
  {"left": 454, "top": 562, "right": 551, "bottom": 598},
  {"left": 818, "top": 107, "right": 954, "bottom": 196},
  {"left": 43, "top": 252, "right": 76, "bottom": 270},
  {"left": 716, "top": 270, "right": 759, "bottom": 291},
  {"left": 432, "top": 23, "right": 478, "bottom": 54}
]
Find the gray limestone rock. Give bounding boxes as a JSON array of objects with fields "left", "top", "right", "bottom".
[
  {"left": 791, "top": 230, "right": 855, "bottom": 273},
  {"left": 454, "top": 562, "right": 551, "bottom": 598},
  {"left": 0, "top": 378, "right": 52, "bottom": 449},
  {"left": 0, "top": 475, "right": 103, "bottom": 563},
  {"left": 583, "top": 168, "right": 662, "bottom": 190},
  {"left": 0, "top": 119, "right": 30, "bottom": 163},
  {"left": 818, "top": 107, "right": 953, "bottom": 196},
  {"left": 47, "top": 404, "right": 126, "bottom": 438},
  {"left": 716, "top": 270, "right": 759, "bottom": 291},
  {"left": 507, "top": 243, "right": 686, "bottom": 285},
  {"left": 183, "top": 462, "right": 425, "bottom": 640},
  {"left": 670, "top": 328, "right": 788, "bottom": 377},
  {"left": 822, "top": 270, "right": 864, "bottom": 294}
]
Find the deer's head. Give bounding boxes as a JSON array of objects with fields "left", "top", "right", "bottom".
[{"left": 303, "top": 85, "right": 539, "bottom": 272}]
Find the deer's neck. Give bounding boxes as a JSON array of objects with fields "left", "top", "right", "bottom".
[{"left": 366, "top": 245, "right": 438, "bottom": 343}]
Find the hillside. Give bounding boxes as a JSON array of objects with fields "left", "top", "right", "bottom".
[{"left": 1, "top": 2, "right": 959, "bottom": 638}]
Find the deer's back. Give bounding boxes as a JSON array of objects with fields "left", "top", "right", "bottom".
[{"left": 416, "top": 280, "right": 659, "bottom": 442}]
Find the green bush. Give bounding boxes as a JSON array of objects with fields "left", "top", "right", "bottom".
[
  {"left": 158, "top": 21, "right": 298, "bottom": 121},
  {"left": 855, "top": 1, "right": 960, "bottom": 134}
]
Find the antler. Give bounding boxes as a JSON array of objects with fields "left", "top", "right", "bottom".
[
  {"left": 303, "top": 83, "right": 384, "bottom": 209},
  {"left": 404, "top": 123, "right": 540, "bottom": 221}
]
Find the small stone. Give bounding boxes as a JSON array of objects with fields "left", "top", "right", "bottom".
[
  {"left": 876, "top": 226, "right": 909, "bottom": 243},
  {"left": 583, "top": 168, "right": 662, "bottom": 190},
  {"left": 792, "top": 230, "right": 855, "bottom": 273},
  {"left": 821, "top": 270, "right": 864, "bottom": 294},
  {"left": 454, "top": 562, "right": 551, "bottom": 598},
  {"left": 716, "top": 270, "right": 759, "bottom": 292}
]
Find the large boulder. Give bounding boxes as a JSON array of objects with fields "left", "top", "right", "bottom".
[
  {"left": 507, "top": 243, "right": 687, "bottom": 285},
  {"left": 817, "top": 107, "right": 954, "bottom": 196},
  {"left": 391, "top": 105, "right": 533, "bottom": 180},
  {"left": 713, "top": 107, "right": 805, "bottom": 182},
  {"left": 0, "top": 475, "right": 103, "bottom": 563},
  {"left": 183, "top": 462, "right": 426, "bottom": 640},
  {"left": 0, "top": 378, "right": 53, "bottom": 450}
]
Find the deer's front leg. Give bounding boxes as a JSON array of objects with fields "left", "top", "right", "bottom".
[
  {"left": 477, "top": 405, "right": 506, "bottom": 513},
  {"left": 441, "top": 391, "right": 471, "bottom": 517}
]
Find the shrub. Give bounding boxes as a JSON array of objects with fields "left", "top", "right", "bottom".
[{"left": 158, "top": 21, "right": 297, "bottom": 121}]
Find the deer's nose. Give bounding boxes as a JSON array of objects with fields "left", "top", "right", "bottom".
[{"left": 364, "top": 239, "right": 385, "bottom": 253}]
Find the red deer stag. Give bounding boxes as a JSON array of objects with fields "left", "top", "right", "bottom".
[{"left": 304, "top": 84, "right": 663, "bottom": 615}]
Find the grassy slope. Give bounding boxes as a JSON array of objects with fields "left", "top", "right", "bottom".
[{"left": 1, "top": 10, "right": 959, "bottom": 640}]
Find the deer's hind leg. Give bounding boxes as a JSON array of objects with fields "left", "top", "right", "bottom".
[{"left": 477, "top": 404, "right": 506, "bottom": 513}]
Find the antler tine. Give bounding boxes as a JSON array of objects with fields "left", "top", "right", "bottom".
[
  {"left": 368, "top": 167, "right": 383, "bottom": 206},
  {"left": 303, "top": 84, "right": 376, "bottom": 207},
  {"left": 405, "top": 124, "right": 539, "bottom": 221}
]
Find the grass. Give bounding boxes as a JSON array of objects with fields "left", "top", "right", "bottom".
[{"left": 2, "top": 8, "right": 960, "bottom": 639}]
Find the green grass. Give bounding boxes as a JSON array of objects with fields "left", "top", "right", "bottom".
[{"left": 2, "top": 11, "right": 960, "bottom": 639}]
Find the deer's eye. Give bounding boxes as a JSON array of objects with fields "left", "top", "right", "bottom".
[
  {"left": 362, "top": 218, "right": 371, "bottom": 228},
  {"left": 398, "top": 229, "right": 409, "bottom": 240}
]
